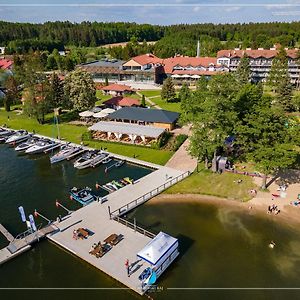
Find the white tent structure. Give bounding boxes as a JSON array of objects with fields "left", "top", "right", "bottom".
[
  {"left": 171, "top": 74, "right": 182, "bottom": 78},
  {"left": 79, "top": 110, "right": 94, "bottom": 117}
]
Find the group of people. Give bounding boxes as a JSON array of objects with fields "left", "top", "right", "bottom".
[{"left": 268, "top": 204, "right": 280, "bottom": 215}]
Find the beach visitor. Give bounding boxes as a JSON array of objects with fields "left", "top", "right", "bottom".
[{"left": 125, "top": 259, "right": 130, "bottom": 277}]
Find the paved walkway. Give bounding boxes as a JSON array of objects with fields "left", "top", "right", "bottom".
[
  {"left": 165, "top": 139, "right": 197, "bottom": 172},
  {"left": 136, "top": 91, "right": 161, "bottom": 109}
]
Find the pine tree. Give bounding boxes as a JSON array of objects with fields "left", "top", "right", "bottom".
[
  {"left": 276, "top": 74, "right": 293, "bottom": 112},
  {"left": 4, "top": 76, "right": 19, "bottom": 112},
  {"left": 178, "top": 82, "right": 191, "bottom": 102},
  {"left": 50, "top": 73, "right": 66, "bottom": 108},
  {"left": 161, "top": 77, "right": 176, "bottom": 102},
  {"left": 235, "top": 54, "right": 251, "bottom": 85},
  {"left": 267, "top": 47, "right": 289, "bottom": 93},
  {"left": 141, "top": 94, "right": 146, "bottom": 107}
]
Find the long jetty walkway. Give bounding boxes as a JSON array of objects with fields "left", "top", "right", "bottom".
[
  {"left": 0, "top": 223, "right": 14, "bottom": 242},
  {"left": 49, "top": 166, "right": 189, "bottom": 295},
  {"left": 0, "top": 224, "right": 56, "bottom": 265}
]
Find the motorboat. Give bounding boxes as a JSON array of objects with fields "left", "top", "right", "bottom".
[
  {"left": 5, "top": 130, "right": 31, "bottom": 144},
  {"left": 0, "top": 128, "right": 13, "bottom": 136},
  {"left": 0, "top": 131, "right": 14, "bottom": 143},
  {"left": 90, "top": 152, "right": 109, "bottom": 168},
  {"left": 115, "top": 160, "right": 125, "bottom": 168},
  {"left": 25, "top": 140, "right": 56, "bottom": 154},
  {"left": 50, "top": 145, "right": 83, "bottom": 164},
  {"left": 74, "top": 150, "right": 108, "bottom": 169},
  {"left": 69, "top": 186, "right": 97, "bottom": 206},
  {"left": 101, "top": 156, "right": 112, "bottom": 164},
  {"left": 15, "top": 138, "right": 39, "bottom": 152}
]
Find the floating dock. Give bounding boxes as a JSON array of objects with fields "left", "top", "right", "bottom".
[
  {"left": 0, "top": 224, "right": 57, "bottom": 265},
  {"left": 49, "top": 167, "right": 189, "bottom": 295},
  {"left": 0, "top": 223, "right": 14, "bottom": 242}
]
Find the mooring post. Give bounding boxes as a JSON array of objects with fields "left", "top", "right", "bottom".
[{"left": 108, "top": 205, "right": 111, "bottom": 219}]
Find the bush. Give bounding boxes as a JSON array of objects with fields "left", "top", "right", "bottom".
[
  {"left": 82, "top": 131, "right": 92, "bottom": 141},
  {"left": 173, "top": 134, "right": 188, "bottom": 151}
]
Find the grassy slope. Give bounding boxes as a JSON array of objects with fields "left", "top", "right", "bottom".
[
  {"left": 165, "top": 166, "right": 256, "bottom": 202},
  {"left": 0, "top": 108, "right": 173, "bottom": 165}
]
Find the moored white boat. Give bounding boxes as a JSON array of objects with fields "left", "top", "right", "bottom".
[
  {"left": 25, "top": 140, "right": 56, "bottom": 154},
  {"left": 50, "top": 145, "right": 83, "bottom": 164},
  {"left": 15, "top": 138, "right": 39, "bottom": 152},
  {"left": 74, "top": 150, "right": 107, "bottom": 169},
  {"left": 5, "top": 130, "right": 31, "bottom": 144}
]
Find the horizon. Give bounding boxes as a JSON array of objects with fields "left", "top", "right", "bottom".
[{"left": 1, "top": 1, "right": 300, "bottom": 25}]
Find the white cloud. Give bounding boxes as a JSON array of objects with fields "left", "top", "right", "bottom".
[{"left": 224, "top": 6, "right": 241, "bottom": 13}]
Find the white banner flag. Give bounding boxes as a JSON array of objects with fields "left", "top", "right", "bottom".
[
  {"left": 18, "top": 206, "right": 26, "bottom": 223},
  {"left": 28, "top": 214, "right": 37, "bottom": 232}
]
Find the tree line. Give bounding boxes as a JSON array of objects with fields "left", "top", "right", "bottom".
[
  {"left": 2, "top": 52, "right": 96, "bottom": 124},
  {"left": 177, "top": 52, "right": 300, "bottom": 188},
  {"left": 2, "top": 21, "right": 300, "bottom": 57}
]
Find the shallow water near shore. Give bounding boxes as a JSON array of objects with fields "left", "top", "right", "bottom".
[{"left": 1, "top": 145, "right": 300, "bottom": 299}]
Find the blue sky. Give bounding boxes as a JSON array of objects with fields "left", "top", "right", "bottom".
[{"left": 0, "top": 0, "right": 300, "bottom": 24}]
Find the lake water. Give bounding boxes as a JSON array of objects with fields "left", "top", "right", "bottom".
[{"left": 1, "top": 145, "right": 300, "bottom": 300}]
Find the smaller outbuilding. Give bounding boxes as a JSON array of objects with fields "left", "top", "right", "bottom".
[
  {"left": 103, "top": 96, "right": 140, "bottom": 110},
  {"left": 107, "top": 107, "right": 179, "bottom": 131},
  {"left": 100, "top": 83, "right": 133, "bottom": 96}
]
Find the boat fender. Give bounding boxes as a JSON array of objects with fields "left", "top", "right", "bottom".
[{"left": 69, "top": 195, "right": 73, "bottom": 200}]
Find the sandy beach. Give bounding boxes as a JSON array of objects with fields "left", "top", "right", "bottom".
[{"left": 148, "top": 169, "right": 300, "bottom": 227}]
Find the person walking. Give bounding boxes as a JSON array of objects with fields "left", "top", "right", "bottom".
[{"left": 125, "top": 259, "right": 130, "bottom": 277}]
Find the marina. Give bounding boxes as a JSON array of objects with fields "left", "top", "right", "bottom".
[{"left": 0, "top": 129, "right": 188, "bottom": 295}]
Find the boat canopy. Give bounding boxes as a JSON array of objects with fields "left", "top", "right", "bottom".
[{"left": 137, "top": 232, "right": 178, "bottom": 266}]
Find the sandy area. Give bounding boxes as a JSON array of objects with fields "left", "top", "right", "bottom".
[{"left": 148, "top": 169, "right": 300, "bottom": 227}]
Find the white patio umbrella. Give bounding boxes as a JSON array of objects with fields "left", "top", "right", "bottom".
[
  {"left": 101, "top": 108, "right": 116, "bottom": 114},
  {"left": 79, "top": 110, "right": 94, "bottom": 117},
  {"left": 171, "top": 74, "right": 181, "bottom": 78},
  {"left": 191, "top": 74, "right": 201, "bottom": 79},
  {"left": 93, "top": 111, "right": 109, "bottom": 118}
]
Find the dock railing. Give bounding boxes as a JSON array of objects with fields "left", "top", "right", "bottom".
[
  {"left": 112, "top": 216, "right": 156, "bottom": 239},
  {"left": 110, "top": 170, "right": 190, "bottom": 218}
]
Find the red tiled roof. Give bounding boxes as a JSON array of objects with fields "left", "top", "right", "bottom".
[
  {"left": 101, "top": 83, "right": 133, "bottom": 92},
  {"left": 217, "top": 49, "right": 298, "bottom": 59},
  {"left": 162, "top": 56, "right": 218, "bottom": 73},
  {"left": 131, "top": 53, "right": 162, "bottom": 65},
  {"left": 0, "top": 58, "right": 13, "bottom": 70},
  {"left": 104, "top": 96, "right": 140, "bottom": 107}
]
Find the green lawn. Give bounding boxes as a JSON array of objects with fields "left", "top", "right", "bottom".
[
  {"left": 150, "top": 96, "right": 182, "bottom": 113},
  {"left": 0, "top": 108, "right": 173, "bottom": 165},
  {"left": 95, "top": 92, "right": 112, "bottom": 105},
  {"left": 139, "top": 90, "right": 161, "bottom": 98},
  {"left": 165, "top": 165, "right": 256, "bottom": 202}
]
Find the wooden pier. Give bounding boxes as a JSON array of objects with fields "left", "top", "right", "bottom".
[
  {"left": 49, "top": 167, "right": 188, "bottom": 295},
  {"left": 0, "top": 224, "right": 57, "bottom": 265},
  {"left": 0, "top": 223, "right": 14, "bottom": 242}
]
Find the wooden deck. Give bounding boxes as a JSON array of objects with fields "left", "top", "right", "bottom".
[
  {"left": 49, "top": 167, "right": 187, "bottom": 295},
  {"left": 0, "top": 223, "right": 14, "bottom": 242}
]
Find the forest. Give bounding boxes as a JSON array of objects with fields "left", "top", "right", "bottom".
[{"left": 1, "top": 21, "right": 300, "bottom": 58}]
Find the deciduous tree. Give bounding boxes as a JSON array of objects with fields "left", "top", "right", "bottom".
[{"left": 64, "top": 69, "right": 96, "bottom": 111}]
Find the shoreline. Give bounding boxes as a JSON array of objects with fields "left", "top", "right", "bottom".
[{"left": 148, "top": 193, "right": 300, "bottom": 228}]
